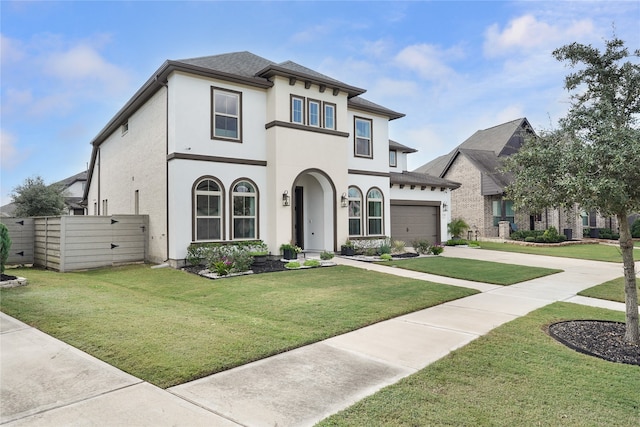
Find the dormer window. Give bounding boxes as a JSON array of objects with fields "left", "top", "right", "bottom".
[{"left": 389, "top": 150, "right": 397, "bottom": 167}]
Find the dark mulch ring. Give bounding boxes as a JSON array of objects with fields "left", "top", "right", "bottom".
[
  {"left": 1, "top": 273, "right": 18, "bottom": 282},
  {"left": 182, "top": 259, "right": 288, "bottom": 277},
  {"left": 548, "top": 320, "right": 640, "bottom": 366}
]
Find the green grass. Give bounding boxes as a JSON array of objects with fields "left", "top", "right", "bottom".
[
  {"left": 380, "top": 257, "right": 562, "bottom": 285},
  {"left": 0, "top": 264, "right": 476, "bottom": 388},
  {"left": 317, "top": 303, "right": 639, "bottom": 427},
  {"left": 579, "top": 277, "right": 640, "bottom": 304},
  {"left": 477, "top": 241, "right": 624, "bottom": 262}
]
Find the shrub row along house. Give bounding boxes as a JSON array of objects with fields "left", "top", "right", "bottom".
[
  {"left": 415, "top": 118, "right": 618, "bottom": 240},
  {"left": 84, "top": 51, "right": 458, "bottom": 266}
]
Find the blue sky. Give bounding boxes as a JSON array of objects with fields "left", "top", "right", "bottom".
[{"left": 1, "top": 1, "right": 639, "bottom": 206}]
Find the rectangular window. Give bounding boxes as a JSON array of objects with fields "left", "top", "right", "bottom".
[
  {"left": 102, "top": 199, "right": 108, "bottom": 216},
  {"left": 349, "top": 200, "right": 361, "bottom": 236},
  {"left": 308, "top": 99, "right": 320, "bottom": 127},
  {"left": 212, "top": 88, "right": 241, "bottom": 140},
  {"left": 324, "top": 103, "right": 335, "bottom": 129},
  {"left": 121, "top": 121, "right": 129, "bottom": 135},
  {"left": 368, "top": 200, "right": 382, "bottom": 234},
  {"left": 354, "top": 117, "right": 372, "bottom": 158},
  {"left": 292, "top": 96, "right": 304, "bottom": 124},
  {"left": 134, "top": 190, "right": 139, "bottom": 215},
  {"left": 492, "top": 200, "right": 514, "bottom": 226},
  {"left": 389, "top": 150, "right": 397, "bottom": 167}
]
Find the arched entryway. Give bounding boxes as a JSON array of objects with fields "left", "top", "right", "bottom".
[{"left": 291, "top": 169, "right": 336, "bottom": 251}]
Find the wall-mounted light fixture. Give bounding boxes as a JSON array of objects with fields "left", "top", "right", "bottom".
[
  {"left": 341, "top": 192, "right": 348, "bottom": 208},
  {"left": 442, "top": 203, "right": 448, "bottom": 212},
  {"left": 282, "top": 190, "right": 290, "bottom": 206}
]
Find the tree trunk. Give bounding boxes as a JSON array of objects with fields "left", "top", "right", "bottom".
[{"left": 617, "top": 213, "right": 639, "bottom": 344}]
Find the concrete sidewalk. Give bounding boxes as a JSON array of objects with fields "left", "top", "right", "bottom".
[{"left": 0, "top": 248, "right": 626, "bottom": 426}]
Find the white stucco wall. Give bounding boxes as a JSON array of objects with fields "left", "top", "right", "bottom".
[{"left": 86, "top": 88, "right": 168, "bottom": 263}]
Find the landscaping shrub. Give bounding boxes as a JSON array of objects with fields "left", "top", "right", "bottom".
[
  {"left": 391, "top": 240, "right": 405, "bottom": 254},
  {"left": 285, "top": 261, "right": 300, "bottom": 269},
  {"left": 446, "top": 239, "right": 469, "bottom": 246},
  {"left": 447, "top": 218, "right": 469, "bottom": 239},
  {"left": 378, "top": 242, "right": 392, "bottom": 255},
  {"left": 201, "top": 244, "right": 254, "bottom": 274},
  {"left": 412, "top": 239, "right": 431, "bottom": 255},
  {"left": 510, "top": 230, "right": 544, "bottom": 241},
  {"left": 303, "top": 259, "right": 320, "bottom": 267},
  {"left": 320, "top": 251, "right": 334, "bottom": 260},
  {"left": 429, "top": 244, "right": 444, "bottom": 255},
  {"left": 524, "top": 236, "right": 536, "bottom": 243},
  {"left": 583, "top": 227, "right": 591, "bottom": 238},
  {"left": 0, "top": 223, "right": 11, "bottom": 274},
  {"left": 379, "top": 253, "right": 392, "bottom": 261},
  {"left": 632, "top": 219, "right": 640, "bottom": 238}
]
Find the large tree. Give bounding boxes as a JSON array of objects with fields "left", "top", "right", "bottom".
[
  {"left": 505, "top": 37, "right": 640, "bottom": 343},
  {"left": 11, "top": 176, "right": 66, "bottom": 217}
]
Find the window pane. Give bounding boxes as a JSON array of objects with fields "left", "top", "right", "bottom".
[
  {"left": 234, "top": 182, "right": 255, "bottom": 193},
  {"left": 309, "top": 102, "right": 319, "bottom": 126},
  {"left": 234, "top": 196, "right": 255, "bottom": 216},
  {"left": 368, "top": 219, "right": 382, "bottom": 235},
  {"left": 356, "top": 138, "right": 370, "bottom": 156},
  {"left": 349, "top": 219, "right": 361, "bottom": 236},
  {"left": 197, "top": 180, "right": 219, "bottom": 191},
  {"left": 324, "top": 105, "right": 335, "bottom": 129},
  {"left": 389, "top": 150, "right": 397, "bottom": 166},
  {"left": 492, "top": 200, "right": 501, "bottom": 216},
  {"left": 215, "top": 92, "right": 237, "bottom": 115},
  {"left": 349, "top": 200, "right": 361, "bottom": 217},
  {"left": 505, "top": 201, "right": 515, "bottom": 216},
  {"left": 356, "top": 119, "right": 371, "bottom": 138},
  {"left": 197, "top": 218, "right": 221, "bottom": 240},
  {"left": 348, "top": 187, "right": 361, "bottom": 198},
  {"left": 292, "top": 98, "right": 303, "bottom": 123},
  {"left": 368, "top": 189, "right": 382, "bottom": 199},
  {"left": 368, "top": 201, "right": 381, "bottom": 217},
  {"left": 234, "top": 218, "right": 255, "bottom": 239},
  {"left": 215, "top": 116, "right": 238, "bottom": 138}
]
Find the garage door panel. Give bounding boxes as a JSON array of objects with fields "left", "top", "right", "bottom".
[{"left": 391, "top": 205, "right": 440, "bottom": 244}]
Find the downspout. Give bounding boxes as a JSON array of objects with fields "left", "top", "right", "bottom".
[
  {"left": 97, "top": 149, "right": 101, "bottom": 215},
  {"left": 156, "top": 75, "right": 170, "bottom": 263}
]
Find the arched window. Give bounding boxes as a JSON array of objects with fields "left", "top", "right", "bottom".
[
  {"left": 348, "top": 186, "right": 362, "bottom": 236},
  {"left": 232, "top": 180, "right": 257, "bottom": 239},
  {"left": 194, "top": 178, "right": 223, "bottom": 241},
  {"left": 367, "top": 188, "right": 383, "bottom": 235}
]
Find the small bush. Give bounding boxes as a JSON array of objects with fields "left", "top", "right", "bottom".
[
  {"left": 379, "top": 253, "right": 392, "bottom": 261},
  {"left": 448, "top": 218, "right": 469, "bottom": 239},
  {"left": 365, "top": 247, "right": 377, "bottom": 256},
  {"left": 304, "top": 259, "right": 321, "bottom": 267},
  {"left": 391, "top": 240, "right": 405, "bottom": 254},
  {"left": 524, "top": 236, "right": 536, "bottom": 243},
  {"left": 599, "top": 228, "right": 613, "bottom": 239},
  {"left": 320, "top": 251, "right": 334, "bottom": 260},
  {"left": 632, "top": 219, "right": 640, "bottom": 238},
  {"left": 510, "top": 230, "right": 544, "bottom": 241},
  {"left": 429, "top": 244, "right": 444, "bottom": 255},
  {"left": 378, "top": 243, "right": 392, "bottom": 255},
  {"left": 446, "top": 239, "right": 468, "bottom": 246},
  {"left": 583, "top": 227, "right": 591, "bottom": 238},
  {"left": 1, "top": 223, "right": 11, "bottom": 273},
  {"left": 285, "top": 261, "right": 301, "bottom": 269},
  {"left": 412, "top": 240, "right": 431, "bottom": 255}
]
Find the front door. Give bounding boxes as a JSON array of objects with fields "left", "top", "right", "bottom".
[{"left": 294, "top": 186, "right": 304, "bottom": 249}]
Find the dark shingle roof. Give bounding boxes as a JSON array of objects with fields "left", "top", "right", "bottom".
[
  {"left": 53, "top": 171, "right": 87, "bottom": 187},
  {"left": 177, "top": 51, "right": 276, "bottom": 79},
  {"left": 389, "top": 139, "right": 417, "bottom": 153},
  {"left": 390, "top": 171, "right": 460, "bottom": 189},
  {"left": 349, "top": 96, "right": 405, "bottom": 120}
]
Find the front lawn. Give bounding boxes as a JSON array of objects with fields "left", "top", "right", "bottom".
[
  {"left": 381, "top": 256, "right": 562, "bottom": 285},
  {"left": 0, "top": 264, "right": 476, "bottom": 388},
  {"left": 318, "top": 303, "right": 638, "bottom": 427},
  {"left": 477, "top": 241, "right": 624, "bottom": 263},
  {"left": 579, "top": 277, "right": 640, "bottom": 304}
]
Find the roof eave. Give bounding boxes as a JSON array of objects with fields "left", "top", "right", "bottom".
[
  {"left": 349, "top": 101, "right": 405, "bottom": 121},
  {"left": 256, "top": 64, "right": 366, "bottom": 97}
]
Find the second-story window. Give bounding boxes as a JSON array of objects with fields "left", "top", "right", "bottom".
[
  {"left": 354, "top": 117, "right": 372, "bottom": 158},
  {"left": 324, "top": 102, "right": 335, "bottom": 129},
  {"left": 308, "top": 99, "right": 320, "bottom": 127},
  {"left": 389, "top": 150, "right": 397, "bottom": 167},
  {"left": 212, "top": 88, "right": 241, "bottom": 141},
  {"left": 292, "top": 96, "right": 304, "bottom": 124}
]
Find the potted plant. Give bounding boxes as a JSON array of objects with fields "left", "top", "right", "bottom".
[
  {"left": 249, "top": 242, "right": 269, "bottom": 266},
  {"left": 341, "top": 240, "right": 355, "bottom": 256},
  {"left": 280, "top": 243, "right": 301, "bottom": 260}
]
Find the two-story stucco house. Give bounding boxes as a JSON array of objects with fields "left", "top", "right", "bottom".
[{"left": 84, "top": 51, "right": 458, "bottom": 266}]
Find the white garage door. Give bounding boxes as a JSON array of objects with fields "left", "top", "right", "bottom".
[{"left": 390, "top": 204, "right": 440, "bottom": 244}]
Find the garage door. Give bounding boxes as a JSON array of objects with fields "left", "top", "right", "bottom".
[{"left": 390, "top": 204, "right": 440, "bottom": 244}]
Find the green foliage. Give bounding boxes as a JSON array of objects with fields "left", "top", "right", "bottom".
[
  {"left": 632, "top": 219, "right": 640, "bottom": 238},
  {"left": 447, "top": 218, "right": 469, "bottom": 239},
  {"left": 510, "top": 230, "right": 544, "bottom": 241},
  {"left": 11, "top": 176, "right": 66, "bottom": 217},
  {"left": 320, "top": 251, "right": 334, "bottom": 260},
  {"left": 1, "top": 223, "right": 11, "bottom": 273},
  {"left": 412, "top": 239, "right": 431, "bottom": 255},
  {"left": 285, "top": 261, "right": 301, "bottom": 269},
  {"left": 279, "top": 243, "right": 301, "bottom": 253},
  {"left": 446, "top": 239, "right": 468, "bottom": 246},
  {"left": 303, "top": 259, "right": 320, "bottom": 267},
  {"left": 378, "top": 242, "right": 391, "bottom": 255},
  {"left": 429, "top": 244, "right": 445, "bottom": 255},
  {"left": 379, "top": 253, "right": 392, "bottom": 261},
  {"left": 391, "top": 240, "right": 405, "bottom": 254}
]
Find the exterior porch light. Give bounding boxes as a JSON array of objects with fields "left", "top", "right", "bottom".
[
  {"left": 282, "top": 190, "right": 290, "bottom": 206},
  {"left": 341, "top": 193, "right": 348, "bottom": 208},
  {"left": 442, "top": 203, "right": 448, "bottom": 212}
]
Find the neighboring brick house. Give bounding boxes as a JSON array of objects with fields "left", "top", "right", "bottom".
[
  {"left": 83, "top": 51, "right": 458, "bottom": 266},
  {"left": 414, "top": 118, "right": 615, "bottom": 239}
]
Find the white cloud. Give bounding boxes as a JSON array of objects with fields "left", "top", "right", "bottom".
[
  {"left": 394, "top": 43, "right": 463, "bottom": 82},
  {"left": 0, "top": 129, "right": 29, "bottom": 171},
  {"left": 0, "top": 34, "right": 26, "bottom": 63},
  {"left": 483, "top": 14, "right": 594, "bottom": 57}
]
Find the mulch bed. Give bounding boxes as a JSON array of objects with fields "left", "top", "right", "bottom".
[
  {"left": 182, "top": 258, "right": 288, "bottom": 277},
  {"left": 1, "top": 273, "right": 18, "bottom": 281},
  {"left": 548, "top": 320, "right": 640, "bottom": 366}
]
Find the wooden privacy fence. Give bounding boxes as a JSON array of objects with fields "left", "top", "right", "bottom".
[{"left": 1, "top": 215, "right": 148, "bottom": 272}]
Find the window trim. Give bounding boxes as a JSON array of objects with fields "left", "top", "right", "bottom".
[
  {"left": 192, "top": 176, "right": 225, "bottom": 242},
  {"left": 291, "top": 95, "right": 305, "bottom": 125},
  {"left": 323, "top": 102, "right": 336, "bottom": 130},
  {"left": 211, "top": 87, "right": 242, "bottom": 142},
  {"left": 307, "top": 98, "right": 321, "bottom": 128},
  {"left": 230, "top": 178, "right": 259, "bottom": 241},
  {"left": 366, "top": 187, "right": 384, "bottom": 236},
  {"left": 389, "top": 150, "right": 397, "bottom": 167},
  {"left": 348, "top": 186, "right": 363, "bottom": 237},
  {"left": 354, "top": 117, "right": 373, "bottom": 158}
]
